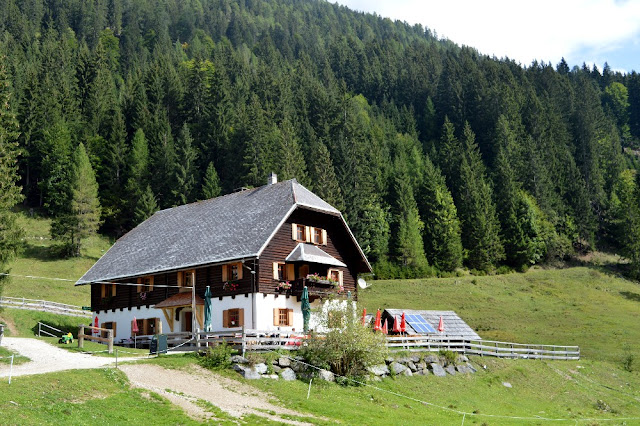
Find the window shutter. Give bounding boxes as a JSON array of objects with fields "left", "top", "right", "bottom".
[
  {"left": 273, "top": 263, "right": 279, "bottom": 280},
  {"left": 237, "top": 263, "right": 243, "bottom": 280},
  {"left": 287, "top": 309, "right": 293, "bottom": 327},
  {"left": 101, "top": 284, "right": 106, "bottom": 298},
  {"left": 112, "top": 322, "right": 117, "bottom": 338},
  {"left": 338, "top": 270, "right": 344, "bottom": 285},
  {"left": 177, "top": 271, "right": 183, "bottom": 287},
  {"left": 286, "top": 264, "right": 295, "bottom": 281},
  {"left": 143, "top": 319, "right": 149, "bottom": 335},
  {"left": 273, "top": 308, "right": 280, "bottom": 326},
  {"left": 238, "top": 309, "right": 244, "bottom": 327},
  {"left": 112, "top": 283, "right": 117, "bottom": 296},
  {"left": 137, "top": 278, "right": 142, "bottom": 293},
  {"left": 223, "top": 310, "right": 229, "bottom": 328},
  {"left": 149, "top": 276, "right": 154, "bottom": 291},
  {"left": 221, "top": 265, "right": 228, "bottom": 282},
  {"left": 305, "top": 226, "right": 311, "bottom": 242},
  {"left": 291, "top": 223, "right": 297, "bottom": 240},
  {"left": 321, "top": 229, "right": 327, "bottom": 245}
]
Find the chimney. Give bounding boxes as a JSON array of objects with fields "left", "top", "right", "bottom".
[{"left": 267, "top": 172, "right": 278, "bottom": 185}]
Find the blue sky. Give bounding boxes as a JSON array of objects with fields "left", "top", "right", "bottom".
[{"left": 333, "top": 0, "right": 640, "bottom": 73}]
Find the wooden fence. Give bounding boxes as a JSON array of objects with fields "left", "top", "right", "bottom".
[
  {"left": 385, "top": 335, "right": 580, "bottom": 360},
  {"left": 78, "top": 324, "right": 114, "bottom": 354},
  {"left": 0, "top": 296, "right": 91, "bottom": 318}
]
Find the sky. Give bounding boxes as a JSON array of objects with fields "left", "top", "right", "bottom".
[{"left": 333, "top": 0, "right": 640, "bottom": 74}]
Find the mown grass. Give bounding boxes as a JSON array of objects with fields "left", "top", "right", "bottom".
[
  {"left": 0, "top": 308, "right": 89, "bottom": 337},
  {"left": 1, "top": 211, "right": 112, "bottom": 307},
  {"left": 0, "top": 368, "right": 201, "bottom": 425},
  {"left": 360, "top": 266, "right": 640, "bottom": 364},
  {"left": 0, "top": 346, "right": 29, "bottom": 365}
]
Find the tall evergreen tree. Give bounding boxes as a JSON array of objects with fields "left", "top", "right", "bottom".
[
  {"left": 201, "top": 161, "right": 221, "bottom": 200},
  {"left": 419, "top": 155, "right": 463, "bottom": 271},
  {"left": 0, "top": 56, "right": 24, "bottom": 285},
  {"left": 173, "top": 123, "right": 198, "bottom": 205},
  {"left": 134, "top": 185, "right": 159, "bottom": 225},
  {"left": 308, "top": 140, "right": 344, "bottom": 211}
]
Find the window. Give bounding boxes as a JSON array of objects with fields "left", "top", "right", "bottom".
[
  {"left": 134, "top": 318, "right": 159, "bottom": 335},
  {"left": 101, "top": 321, "right": 116, "bottom": 338},
  {"left": 222, "top": 308, "right": 244, "bottom": 328},
  {"left": 222, "top": 263, "right": 243, "bottom": 282},
  {"left": 328, "top": 269, "right": 343, "bottom": 285},
  {"left": 273, "top": 308, "right": 293, "bottom": 326},
  {"left": 291, "top": 223, "right": 309, "bottom": 242},
  {"left": 312, "top": 227, "right": 322, "bottom": 244},
  {"left": 137, "top": 276, "right": 154, "bottom": 293},
  {"left": 101, "top": 283, "right": 116, "bottom": 299},
  {"left": 178, "top": 270, "right": 195, "bottom": 292},
  {"left": 273, "top": 262, "right": 295, "bottom": 281}
]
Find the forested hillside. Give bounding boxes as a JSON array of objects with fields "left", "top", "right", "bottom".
[{"left": 2, "top": 0, "right": 640, "bottom": 277}]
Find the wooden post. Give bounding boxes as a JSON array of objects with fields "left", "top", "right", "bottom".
[
  {"left": 108, "top": 329, "right": 113, "bottom": 354},
  {"left": 242, "top": 326, "right": 246, "bottom": 358},
  {"left": 78, "top": 325, "right": 85, "bottom": 349}
]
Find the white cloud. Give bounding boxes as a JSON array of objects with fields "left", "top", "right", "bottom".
[{"left": 334, "top": 0, "right": 640, "bottom": 68}]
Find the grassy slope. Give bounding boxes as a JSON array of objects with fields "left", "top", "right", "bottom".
[{"left": 1, "top": 212, "right": 111, "bottom": 307}]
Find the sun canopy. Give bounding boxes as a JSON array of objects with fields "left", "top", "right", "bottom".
[{"left": 285, "top": 243, "right": 347, "bottom": 267}]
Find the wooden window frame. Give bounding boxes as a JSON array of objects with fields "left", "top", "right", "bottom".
[
  {"left": 327, "top": 269, "right": 343, "bottom": 285},
  {"left": 178, "top": 270, "right": 195, "bottom": 292},
  {"left": 101, "top": 321, "right": 116, "bottom": 338},
  {"left": 222, "top": 308, "right": 244, "bottom": 328},
  {"left": 273, "top": 262, "right": 295, "bottom": 281},
  {"left": 137, "top": 276, "right": 154, "bottom": 293},
  {"left": 291, "top": 223, "right": 310, "bottom": 242},
  {"left": 273, "top": 308, "right": 293, "bottom": 326},
  {"left": 100, "top": 283, "right": 117, "bottom": 299},
  {"left": 222, "top": 263, "right": 243, "bottom": 282}
]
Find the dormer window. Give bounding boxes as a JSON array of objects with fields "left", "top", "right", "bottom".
[
  {"left": 297, "top": 224, "right": 306, "bottom": 241},
  {"left": 292, "top": 223, "right": 326, "bottom": 245}
]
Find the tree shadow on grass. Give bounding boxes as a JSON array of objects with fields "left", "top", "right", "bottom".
[{"left": 620, "top": 291, "right": 640, "bottom": 303}]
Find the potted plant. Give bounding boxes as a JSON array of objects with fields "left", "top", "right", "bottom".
[
  {"left": 223, "top": 281, "right": 239, "bottom": 291},
  {"left": 277, "top": 281, "right": 292, "bottom": 291}
]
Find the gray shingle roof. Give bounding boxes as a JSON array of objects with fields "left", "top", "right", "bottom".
[
  {"left": 285, "top": 243, "right": 347, "bottom": 267},
  {"left": 76, "top": 179, "right": 368, "bottom": 285},
  {"left": 383, "top": 309, "right": 481, "bottom": 340}
]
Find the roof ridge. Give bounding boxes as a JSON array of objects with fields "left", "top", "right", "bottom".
[{"left": 291, "top": 179, "right": 298, "bottom": 204}]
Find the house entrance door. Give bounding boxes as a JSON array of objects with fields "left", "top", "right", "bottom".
[{"left": 183, "top": 311, "right": 193, "bottom": 332}]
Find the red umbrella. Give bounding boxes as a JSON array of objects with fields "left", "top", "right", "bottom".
[
  {"left": 438, "top": 316, "right": 445, "bottom": 332},
  {"left": 132, "top": 316, "right": 139, "bottom": 334},
  {"left": 392, "top": 315, "right": 401, "bottom": 333},
  {"left": 382, "top": 318, "right": 388, "bottom": 335},
  {"left": 400, "top": 312, "right": 407, "bottom": 333},
  {"left": 361, "top": 308, "right": 367, "bottom": 326},
  {"left": 93, "top": 316, "right": 99, "bottom": 335},
  {"left": 374, "top": 309, "right": 382, "bottom": 331}
]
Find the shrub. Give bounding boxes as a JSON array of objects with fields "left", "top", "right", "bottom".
[
  {"left": 623, "top": 353, "right": 635, "bottom": 372},
  {"left": 439, "top": 350, "right": 458, "bottom": 365},
  {"left": 301, "top": 301, "right": 388, "bottom": 382},
  {"left": 198, "top": 341, "right": 233, "bottom": 370}
]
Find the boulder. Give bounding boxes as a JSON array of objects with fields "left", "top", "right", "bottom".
[
  {"left": 367, "top": 364, "right": 390, "bottom": 376},
  {"left": 389, "top": 362, "right": 407, "bottom": 375},
  {"left": 272, "top": 365, "right": 282, "bottom": 373},
  {"left": 407, "top": 361, "right": 417, "bottom": 372},
  {"left": 401, "top": 369, "right": 413, "bottom": 377},
  {"left": 466, "top": 363, "right": 477, "bottom": 373},
  {"left": 232, "top": 364, "right": 246, "bottom": 373},
  {"left": 455, "top": 365, "right": 470, "bottom": 374},
  {"left": 385, "top": 357, "right": 395, "bottom": 364},
  {"left": 424, "top": 354, "right": 438, "bottom": 364},
  {"left": 291, "top": 360, "right": 308, "bottom": 373},
  {"left": 445, "top": 366, "right": 457, "bottom": 376},
  {"left": 417, "top": 361, "right": 427, "bottom": 371},
  {"left": 264, "top": 374, "right": 279, "bottom": 380},
  {"left": 458, "top": 355, "right": 469, "bottom": 363},
  {"left": 280, "top": 368, "right": 297, "bottom": 381},
  {"left": 231, "top": 355, "right": 249, "bottom": 364},
  {"left": 233, "top": 364, "right": 261, "bottom": 380},
  {"left": 254, "top": 363, "right": 268, "bottom": 374},
  {"left": 396, "top": 356, "right": 419, "bottom": 364},
  {"left": 318, "top": 369, "right": 335, "bottom": 382},
  {"left": 430, "top": 363, "right": 446, "bottom": 377},
  {"left": 278, "top": 357, "right": 291, "bottom": 368},
  {"left": 502, "top": 382, "right": 512, "bottom": 388}
]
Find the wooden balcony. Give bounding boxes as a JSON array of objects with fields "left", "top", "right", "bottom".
[{"left": 289, "top": 278, "right": 346, "bottom": 301}]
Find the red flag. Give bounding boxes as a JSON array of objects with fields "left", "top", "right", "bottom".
[
  {"left": 93, "top": 316, "right": 99, "bottom": 335},
  {"left": 361, "top": 308, "right": 367, "bottom": 326},
  {"left": 438, "top": 316, "right": 445, "bottom": 332},
  {"left": 400, "top": 312, "right": 407, "bottom": 333},
  {"left": 382, "top": 318, "right": 388, "bottom": 335},
  {"left": 392, "top": 315, "right": 401, "bottom": 333},
  {"left": 374, "top": 309, "right": 382, "bottom": 331}
]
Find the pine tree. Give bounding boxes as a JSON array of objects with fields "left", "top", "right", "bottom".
[
  {"left": 173, "top": 123, "right": 198, "bottom": 205},
  {"left": 0, "top": 56, "right": 24, "bottom": 282},
  {"left": 51, "top": 143, "right": 101, "bottom": 257},
  {"left": 201, "top": 161, "right": 221, "bottom": 200},
  {"left": 276, "top": 116, "right": 308, "bottom": 183},
  {"left": 134, "top": 185, "right": 159, "bottom": 225},
  {"left": 457, "top": 123, "right": 504, "bottom": 271},
  {"left": 38, "top": 120, "right": 72, "bottom": 215},
  {"left": 419, "top": 155, "right": 463, "bottom": 271},
  {"left": 308, "top": 140, "right": 344, "bottom": 211}
]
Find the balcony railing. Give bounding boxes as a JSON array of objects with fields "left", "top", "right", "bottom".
[{"left": 288, "top": 278, "right": 345, "bottom": 300}]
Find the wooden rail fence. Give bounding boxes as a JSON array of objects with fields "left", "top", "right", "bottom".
[
  {"left": 385, "top": 335, "right": 580, "bottom": 360},
  {"left": 0, "top": 296, "right": 91, "bottom": 318},
  {"left": 78, "top": 324, "right": 114, "bottom": 354}
]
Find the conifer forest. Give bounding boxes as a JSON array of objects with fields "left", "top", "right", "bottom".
[{"left": 2, "top": 0, "right": 640, "bottom": 278}]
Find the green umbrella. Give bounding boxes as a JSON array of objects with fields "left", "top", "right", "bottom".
[
  {"left": 204, "top": 286, "right": 212, "bottom": 332},
  {"left": 301, "top": 286, "right": 311, "bottom": 334}
]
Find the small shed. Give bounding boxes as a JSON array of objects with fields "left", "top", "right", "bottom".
[{"left": 382, "top": 309, "right": 480, "bottom": 340}]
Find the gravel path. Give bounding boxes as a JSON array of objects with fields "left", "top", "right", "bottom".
[
  {"left": 120, "top": 364, "right": 316, "bottom": 425},
  {"left": 0, "top": 337, "right": 139, "bottom": 377}
]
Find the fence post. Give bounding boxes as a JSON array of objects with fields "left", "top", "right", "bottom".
[
  {"left": 108, "top": 329, "right": 113, "bottom": 354},
  {"left": 241, "top": 326, "right": 246, "bottom": 358},
  {"left": 78, "top": 325, "right": 85, "bottom": 349},
  {"left": 8, "top": 354, "right": 14, "bottom": 385}
]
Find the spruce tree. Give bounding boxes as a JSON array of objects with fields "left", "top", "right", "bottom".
[
  {"left": 201, "top": 161, "right": 221, "bottom": 200},
  {"left": 173, "top": 123, "right": 198, "bottom": 205},
  {"left": 134, "top": 185, "right": 159, "bottom": 225},
  {"left": 308, "top": 140, "right": 344, "bottom": 211},
  {"left": 51, "top": 143, "right": 101, "bottom": 257},
  {"left": 0, "top": 57, "right": 25, "bottom": 284},
  {"left": 457, "top": 123, "right": 504, "bottom": 271},
  {"left": 276, "top": 116, "right": 308, "bottom": 183},
  {"left": 419, "top": 155, "right": 463, "bottom": 271},
  {"left": 611, "top": 170, "right": 640, "bottom": 278}
]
